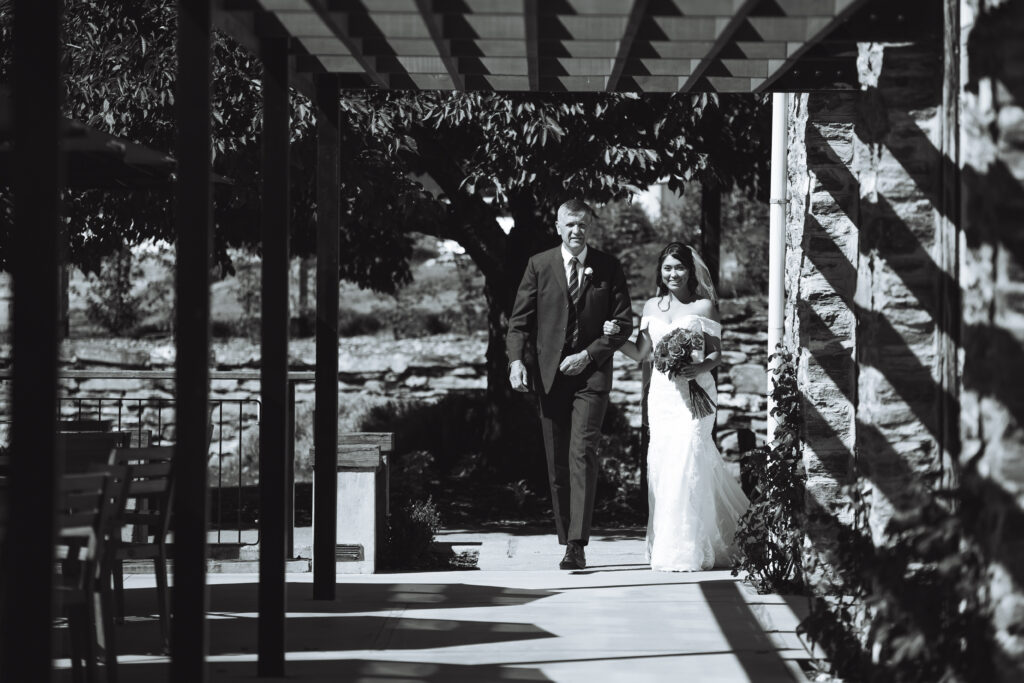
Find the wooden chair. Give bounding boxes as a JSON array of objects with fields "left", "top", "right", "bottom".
[
  {"left": 106, "top": 446, "right": 175, "bottom": 653},
  {"left": 56, "top": 468, "right": 127, "bottom": 683},
  {"left": 59, "top": 432, "right": 132, "bottom": 474}
]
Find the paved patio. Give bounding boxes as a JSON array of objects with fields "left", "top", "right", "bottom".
[{"left": 56, "top": 528, "right": 815, "bottom": 682}]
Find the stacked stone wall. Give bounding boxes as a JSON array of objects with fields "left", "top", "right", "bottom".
[
  {"left": 790, "top": 46, "right": 948, "bottom": 535},
  {"left": 787, "top": 91, "right": 860, "bottom": 538}
]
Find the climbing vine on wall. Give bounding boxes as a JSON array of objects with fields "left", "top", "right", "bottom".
[
  {"left": 733, "top": 348, "right": 996, "bottom": 681},
  {"left": 733, "top": 347, "right": 806, "bottom": 594},
  {"left": 799, "top": 477, "right": 995, "bottom": 682}
]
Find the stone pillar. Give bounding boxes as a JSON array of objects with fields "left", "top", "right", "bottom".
[
  {"left": 787, "top": 90, "right": 860, "bottom": 544},
  {"left": 788, "top": 44, "right": 947, "bottom": 552}
]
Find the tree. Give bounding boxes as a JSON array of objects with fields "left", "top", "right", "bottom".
[{"left": 0, "top": 0, "right": 770, "bottom": 473}]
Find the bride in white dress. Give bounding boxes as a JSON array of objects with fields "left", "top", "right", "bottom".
[{"left": 604, "top": 243, "right": 749, "bottom": 571}]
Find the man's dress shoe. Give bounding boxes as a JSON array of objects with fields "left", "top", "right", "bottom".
[{"left": 559, "top": 542, "right": 586, "bottom": 570}]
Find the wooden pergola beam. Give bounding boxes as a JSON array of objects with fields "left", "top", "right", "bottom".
[
  {"left": 606, "top": 0, "right": 649, "bottom": 92},
  {"left": 681, "top": 0, "right": 760, "bottom": 92},
  {"left": 308, "top": 0, "right": 388, "bottom": 88},
  {"left": 214, "top": 2, "right": 318, "bottom": 98},
  {"left": 756, "top": 0, "right": 872, "bottom": 93},
  {"left": 414, "top": 0, "right": 465, "bottom": 90},
  {"left": 524, "top": 0, "right": 540, "bottom": 92}
]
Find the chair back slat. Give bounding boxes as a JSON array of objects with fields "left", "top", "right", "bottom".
[
  {"left": 56, "top": 470, "right": 126, "bottom": 583},
  {"left": 59, "top": 432, "right": 133, "bottom": 474},
  {"left": 122, "top": 511, "right": 162, "bottom": 526},
  {"left": 57, "top": 473, "right": 109, "bottom": 523},
  {"left": 108, "top": 446, "right": 176, "bottom": 543},
  {"left": 123, "top": 462, "right": 171, "bottom": 479},
  {"left": 126, "top": 480, "right": 169, "bottom": 497}
]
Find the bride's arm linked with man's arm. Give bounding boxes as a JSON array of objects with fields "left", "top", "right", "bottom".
[{"left": 602, "top": 299, "right": 656, "bottom": 363}]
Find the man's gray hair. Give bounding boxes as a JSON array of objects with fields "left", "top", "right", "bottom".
[{"left": 557, "top": 198, "right": 595, "bottom": 218}]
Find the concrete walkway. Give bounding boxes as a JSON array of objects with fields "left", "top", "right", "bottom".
[{"left": 56, "top": 528, "right": 815, "bottom": 682}]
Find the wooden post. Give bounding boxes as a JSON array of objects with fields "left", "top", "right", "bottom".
[
  {"left": 172, "top": 1, "right": 213, "bottom": 681},
  {"left": 2, "top": 1, "right": 63, "bottom": 680},
  {"left": 313, "top": 73, "right": 340, "bottom": 600},
  {"left": 700, "top": 177, "right": 722, "bottom": 289},
  {"left": 938, "top": 0, "right": 960, "bottom": 487},
  {"left": 286, "top": 379, "right": 295, "bottom": 557},
  {"left": 258, "top": 34, "right": 290, "bottom": 678}
]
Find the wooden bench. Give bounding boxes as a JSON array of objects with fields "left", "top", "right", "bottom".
[{"left": 312, "top": 432, "right": 392, "bottom": 574}]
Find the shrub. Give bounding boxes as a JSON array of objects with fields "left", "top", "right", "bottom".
[
  {"left": 380, "top": 496, "right": 442, "bottom": 570},
  {"left": 211, "top": 320, "right": 238, "bottom": 338},
  {"left": 358, "top": 393, "right": 487, "bottom": 475},
  {"left": 337, "top": 310, "right": 385, "bottom": 337},
  {"left": 386, "top": 306, "right": 458, "bottom": 338}
]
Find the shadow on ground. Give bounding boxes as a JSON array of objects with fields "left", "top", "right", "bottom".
[{"left": 56, "top": 658, "right": 555, "bottom": 682}]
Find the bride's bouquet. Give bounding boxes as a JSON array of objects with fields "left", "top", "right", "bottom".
[{"left": 651, "top": 322, "right": 717, "bottom": 419}]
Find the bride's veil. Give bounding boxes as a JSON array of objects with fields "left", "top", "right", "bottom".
[{"left": 687, "top": 246, "right": 719, "bottom": 306}]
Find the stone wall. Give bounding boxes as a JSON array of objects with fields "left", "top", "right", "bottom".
[
  {"left": 789, "top": 44, "right": 949, "bottom": 532},
  {"left": 788, "top": 1, "right": 1024, "bottom": 677},
  {"left": 790, "top": 39, "right": 951, "bottom": 532},
  {"left": 960, "top": 0, "right": 1024, "bottom": 675},
  {"left": 787, "top": 90, "right": 860, "bottom": 540}
]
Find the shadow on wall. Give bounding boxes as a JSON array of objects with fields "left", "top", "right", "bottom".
[{"left": 792, "top": 6, "right": 1024, "bottom": 680}]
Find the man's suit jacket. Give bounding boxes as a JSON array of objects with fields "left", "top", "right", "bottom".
[{"left": 506, "top": 246, "right": 633, "bottom": 395}]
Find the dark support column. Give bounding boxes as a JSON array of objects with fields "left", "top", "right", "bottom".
[
  {"left": 286, "top": 379, "right": 296, "bottom": 556},
  {"left": 313, "top": 74, "right": 340, "bottom": 600},
  {"left": 938, "top": 0, "right": 960, "bottom": 488},
  {"left": 172, "top": 1, "right": 213, "bottom": 681},
  {"left": 258, "top": 35, "right": 290, "bottom": 677},
  {"left": 700, "top": 178, "right": 722, "bottom": 289},
  {"left": 2, "top": 2, "right": 62, "bottom": 681},
  {"left": 700, "top": 177, "right": 722, "bottom": 440}
]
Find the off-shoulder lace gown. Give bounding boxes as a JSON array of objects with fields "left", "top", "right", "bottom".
[{"left": 644, "top": 314, "right": 750, "bottom": 571}]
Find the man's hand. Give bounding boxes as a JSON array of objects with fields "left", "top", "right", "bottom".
[
  {"left": 509, "top": 360, "right": 530, "bottom": 392},
  {"left": 559, "top": 350, "right": 591, "bottom": 376}
]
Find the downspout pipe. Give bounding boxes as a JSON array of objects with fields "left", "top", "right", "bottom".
[{"left": 767, "top": 92, "right": 788, "bottom": 447}]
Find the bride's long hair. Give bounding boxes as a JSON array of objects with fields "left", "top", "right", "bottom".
[{"left": 654, "top": 242, "right": 718, "bottom": 310}]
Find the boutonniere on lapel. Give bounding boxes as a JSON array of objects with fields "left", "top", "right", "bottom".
[{"left": 582, "top": 266, "right": 594, "bottom": 281}]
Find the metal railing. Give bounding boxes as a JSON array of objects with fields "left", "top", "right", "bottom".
[{"left": 0, "top": 369, "right": 314, "bottom": 548}]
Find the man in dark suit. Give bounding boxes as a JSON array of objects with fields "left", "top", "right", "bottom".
[{"left": 506, "top": 199, "right": 633, "bottom": 570}]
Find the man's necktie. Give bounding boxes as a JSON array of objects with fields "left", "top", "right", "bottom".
[{"left": 568, "top": 257, "right": 580, "bottom": 348}]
